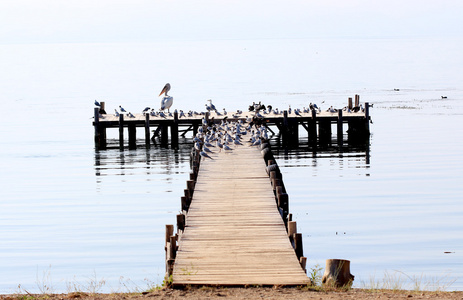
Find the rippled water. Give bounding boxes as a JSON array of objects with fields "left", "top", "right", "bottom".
[{"left": 1, "top": 38, "right": 462, "bottom": 293}]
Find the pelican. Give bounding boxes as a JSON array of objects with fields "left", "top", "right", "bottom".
[{"left": 159, "top": 83, "right": 173, "bottom": 112}]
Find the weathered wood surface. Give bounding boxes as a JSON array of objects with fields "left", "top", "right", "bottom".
[
  {"left": 172, "top": 145, "right": 310, "bottom": 286},
  {"left": 95, "top": 109, "right": 365, "bottom": 123}
]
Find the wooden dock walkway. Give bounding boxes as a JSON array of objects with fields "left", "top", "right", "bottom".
[{"left": 171, "top": 144, "right": 310, "bottom": 286}]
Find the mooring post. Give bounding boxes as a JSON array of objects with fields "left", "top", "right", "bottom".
[
  {"left": 348, "top": 97, "right": 353, "bottom": 109},
  {"left": 119, "top": 113, "right": 124, "bottom": 150},
  {"left": 128, "top": 124, "right": 136, "bottom": 150},
  {"left": 318, "top": 119, "right": 331, "bottom": 144},
  {"left": 145, "top": 113, "right": 150, "bottom": 149},
  {"left": 365, "top": 102, "right": 370, "bottom": 134},
  {"left": 355, "top": 94, "right": 360, "bottom": 107},
  {"left": 94, "top": 107, "right": 100, "bottom": 148},
  {"left": 308, "top": 109, "right": 317, "bottom": 145},
  {"left": 171, "top": 111, "right": 179, "bottom": 149},
  {"left": 337, "top": 109, "right": 343, "bottom": 145},
  {"left": 161, "top": 123, "right": 168, "bottom": 147}
]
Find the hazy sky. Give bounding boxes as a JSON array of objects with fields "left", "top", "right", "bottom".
[{"left": 1, "top": 0, "right": 462, "bottom": 43}]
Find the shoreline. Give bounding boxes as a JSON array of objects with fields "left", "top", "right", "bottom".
[{"left": 1, "top": 287, "right": 463, "bottom": 300}]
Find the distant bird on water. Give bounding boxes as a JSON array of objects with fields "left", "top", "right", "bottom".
[{"left": 159, "top": 83, "right": 173, "bottom": 112}]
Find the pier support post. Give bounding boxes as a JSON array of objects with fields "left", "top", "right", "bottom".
[
  {"left": 94, "top": 108, "right": 107, "bottom": 150},
  {"left": 128, "top": 124, "right": 136, "bottom": 150},
  {"left": 119, "top": 114, "right": 124, "bottom": 150},
  {"left": 348, "top": 97, "right": 353, "bottom": 109},
  {"left": 161, "top": 124, "right": 168, "bottom": 147},
  {"left": 308, "top": 109, "right": 317, "bottom": 146},
  {"left": 337, "top": 109, "right": 343, "bottom": 145},
  {"left": 365, "top": 102, "right": 370, "bottom": 134},
  {"left": 145, "top": 113, "right": 150, "bottom": 149},
  {"left": 318, "top": 119, "right": 331, "bottom": 144},
  {"left": 171, "top": 111, "right": 179, "bottom": 149}
]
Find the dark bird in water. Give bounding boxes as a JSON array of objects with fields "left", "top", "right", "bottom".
[{"left": 441, "top": 96, "right": 448, "bottom": 99}]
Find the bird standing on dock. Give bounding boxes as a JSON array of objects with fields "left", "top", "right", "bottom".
[
  {"left": 159, "top": 83, "right": 173, "bottom": 112},
  {"left": 200, "top": 150, "right": 213, "bottom": 160},
  {"left": 119, "top": 105, "right": 127, "bottom": 113}
]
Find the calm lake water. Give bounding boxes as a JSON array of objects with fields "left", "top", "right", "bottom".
[{"left": 1, "top": 37, "right": 462, "bottom": 293}]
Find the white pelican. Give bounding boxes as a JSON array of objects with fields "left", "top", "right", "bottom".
[{"left": 159, "top": 83, "right": 173, "bottom": 112}]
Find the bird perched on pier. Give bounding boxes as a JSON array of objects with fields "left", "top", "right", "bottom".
[
  {"left": 205, "top": 99, "right": 217, "bottom": 112},
  {"left": 94, "top": 100, "right": 101, "bottom": 107},
  {"left": 159, "top": 83, "right": 173, "bottom": 112},
  {"left": 200, "top": 150, "right": 213, "bottom": 160},
  {"left": 119, "top": 105, "right": 127, "bottom": 113}
]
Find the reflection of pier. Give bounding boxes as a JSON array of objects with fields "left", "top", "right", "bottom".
[{"left": 92, "top": 97, "right": 370, "bottom": 151}]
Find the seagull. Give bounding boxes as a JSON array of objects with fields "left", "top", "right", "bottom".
[
  {"left": 94, "top": 100, "right": 101, "bottom": 107},
  {"left": 119, "top": 105, "right": 127, "bottom": 113},
  {"left": 114, "top": 109, "right": 120, "bottom": 117},
  {"left": 200, "top": 151, "right": 213, "bottom": 160},
  {"left": 223, "top": 144, "right": 233, "bottom": 151},
  {"left": 159, "top": 83, "right": 173, "bottom": 112},
  {"left": 142, "top": 107, "right": 150, "bottom": 113}
]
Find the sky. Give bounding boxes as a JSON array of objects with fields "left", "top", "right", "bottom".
[{"left": 1, "top": 0, "right": 462, "bottom": 44}]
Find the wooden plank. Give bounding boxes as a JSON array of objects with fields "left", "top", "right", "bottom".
[{"left": 172, "top": 144, "right": 309, "bottom": 286}]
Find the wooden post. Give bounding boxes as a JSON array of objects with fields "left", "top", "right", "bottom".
[
  {"left": 294, "top": 233, "right": 303, "bottom": 260},
  {"left": 318, "top": 119, "right": 331, "bottom": 144},
  {"left": 169, "top": 235, "right": 177, "bottom": 260},
  {"left": 161, "top": 124, "right": 168, "bottom": 147},
  {"left": 282, "top": 110, "right": 288, "bottom": 144},
  {"left": 187, "top": 180, "right": 195, "bottom": 196},
  {"left": 355, "top": 94, "right": 360, "bottom": 107},
  {"left": 288, "top": 221, "right": 297, "bottom": 237},
  {"left": 128, "top": 124, "right": 137, "bottom": 150},
  {"left": 300, "top": 257, "right": 307, "bottom": 273},
  {"left": 322, "top": 259, "right": 354, "bottom": 287},
  {"left": 337, "top": 109, "right": 343, "bottom": 145},
  {"left": 365, "top": 102, "right": 370, "bottom": 134},
  {"left": 176, "top": 213, "right": 185, "bottom": 233},
  {"left": 119, "top": 113, "right": 124, "bottom": 150},
  {"left": 171, "top": 111, "right": 179, "bottom": 149},
  {"left": 94, "top": 107, "right": 100, "bottom": 148},
  {"left": 348, "top": 97, "right": 353, "bottom": 109},
  {"left": 165, "top": 225, "right": 174, "bottom": 249},
  {"left": 145, "top": 113, "right": 150, "bottom": 149},
  {"left": 308, "top": 109, "right": 317, "bottom": 145}
]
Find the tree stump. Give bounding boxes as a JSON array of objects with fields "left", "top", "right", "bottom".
[{"left": 322, "top": 259, "right": 354, "bottom": 287}]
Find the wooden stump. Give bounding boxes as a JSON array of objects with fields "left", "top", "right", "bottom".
[{"left": 322, "top": 259, "right": 354, "bottom": 287}]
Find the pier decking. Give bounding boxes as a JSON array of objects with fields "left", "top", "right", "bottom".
[{"left": 171, "top": 145, "right": 310, "bottom": 286}]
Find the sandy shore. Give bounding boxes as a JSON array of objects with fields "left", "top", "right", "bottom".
[{"left": 1, "top": 287, "right": 462, "bottom": 300}]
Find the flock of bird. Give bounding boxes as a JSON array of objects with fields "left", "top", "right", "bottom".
[
  {"left": 94, "top": 82, "right": 367, "bottom": 120},
  {"left": 192, "top": 116, "right": 269, "bottom": 160}
]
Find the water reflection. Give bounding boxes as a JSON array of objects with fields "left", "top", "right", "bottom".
[
  {"left": 94, "top": 138, "right": 193, "bottom": 178},
  {"left": 270, "top": 135, "right": 370, "bottom": 168}
]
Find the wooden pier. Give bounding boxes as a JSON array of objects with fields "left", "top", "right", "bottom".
[
  {"left": 165, "top": 140, "right": 311, "bottom": 287},
  {"left": 92, "top": 97, "right": 370, "bottom": 150}
]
